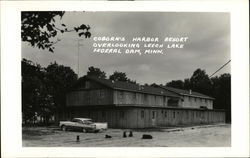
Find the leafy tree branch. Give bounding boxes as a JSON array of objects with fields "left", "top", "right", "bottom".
[{"left": 21, "top": 11, "right": 91, "bottom": 52}]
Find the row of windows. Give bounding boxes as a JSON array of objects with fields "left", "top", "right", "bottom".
[
  {"left": 140, "top": 110, "right": 210, "bottom": 119},
  {"left": 187, "top": 97, "right": 210, "bottom": 103},
  {"left": 73, "top": 110, "right": 215, "bottom": 121},
  {"left": 141, "top": 110, "right": 157, "bottom": 119},
  {"left": 101, "top": 111, "right": 125, "bottom": 119},
  {"left": 118, "top": 92, "right": 211, "bottom": 105},
  {"left": 83, "top": 83, "right": 211, "bottom": 104},
  {"left": 119, "top": 91, "right": 143, "bottom": 100},
  {"left": 118, "top": 91, "right": 168, "bottom": 103},
  {"left": 99, "top": 90, "right": 105, "bottom": 98}
]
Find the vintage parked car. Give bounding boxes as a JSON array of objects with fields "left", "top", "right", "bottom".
[{"left": 59, "top": 118, "right": 108, "bottom": 133}]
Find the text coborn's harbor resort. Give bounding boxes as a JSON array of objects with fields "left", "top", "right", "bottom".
[{"left": 92, "top": 36, "right": 189, "bottom": 55}]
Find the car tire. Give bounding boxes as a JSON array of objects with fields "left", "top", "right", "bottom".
[
  {"left": 98, "top": 129, "right": 103, "bottom": 132},
  {"left": 82, "top": 128, "right": 87, "bottom": 133},
  {"left": 61, "top": 125, "right": 67, "bottom": 131}
]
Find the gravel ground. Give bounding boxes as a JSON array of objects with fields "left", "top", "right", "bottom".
[{"left": 22, "top": 124, "right": 231, "bottom": 147}]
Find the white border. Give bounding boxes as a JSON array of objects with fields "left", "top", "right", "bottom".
[{"left": 1, "top": 1, "right": 249, "bottom": 157}]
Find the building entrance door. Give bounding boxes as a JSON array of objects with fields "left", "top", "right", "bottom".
[{"left": 151, "top": 111, "right": 156, "bottom": 127}]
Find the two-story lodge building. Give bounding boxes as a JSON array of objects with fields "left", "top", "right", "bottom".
[{"left": 62, "top": 76, "right": 225, "bottom": 128}]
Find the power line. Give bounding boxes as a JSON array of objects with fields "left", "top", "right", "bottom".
[{"left": 209, "top": 59, "right": 231, "bottom": 78}]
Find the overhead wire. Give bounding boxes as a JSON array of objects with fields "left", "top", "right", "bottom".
[{"left": 209, "top": 60, "right": 231, "bottom": 78}]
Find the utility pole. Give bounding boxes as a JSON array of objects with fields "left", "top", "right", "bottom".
[{"left": 77, "top": 39, "right": 84, "bottom": 77}]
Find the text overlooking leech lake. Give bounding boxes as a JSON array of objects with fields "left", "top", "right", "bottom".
[{"left": 92, "top": 36, "right": 189, "bottom": 55}]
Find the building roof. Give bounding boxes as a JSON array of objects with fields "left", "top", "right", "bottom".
[
  {"left": 156, "top": 85, "right": 214, "bottom": 100},
  {"left": 77, "top": 76, "right": 180, "bottom": 98}
]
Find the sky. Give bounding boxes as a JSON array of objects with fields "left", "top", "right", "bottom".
[{"left": 22, "top": 12, "right": 230, "bottom": 84}]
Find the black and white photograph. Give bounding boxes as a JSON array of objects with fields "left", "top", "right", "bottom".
[
  {"left": 21, "top": 11, "right": 231, "bottom": 147},
  {"left": 1, "top": 1, "right": 249, "bottom": 157}
]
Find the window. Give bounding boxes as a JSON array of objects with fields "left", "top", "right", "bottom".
[
  {"left": 165, "top": 111, "right": 167, "bottom": 117},
  {"left": 119, "top": 91, "right": 124, "bottom": 99},
  {"left": 120, "top": 111, "right": 125, "bottom": 119},
  {"left": 141, "top": 110, "right": 144, "bottom": 118},
  {"left": 77, "top": 119, "right": 83, "bottom": 124},
  {"left": 144, "top": 94, "right": 147, "bottom": 102},
  {"left": 86, "top": 93, "right": 90, "bottom": 104},
  {"left": 99, "top": 90, "right": 105, "bottom": 98},
  {"left": 164, "top": 97, "right": 167, "bottom": 106},
  {"left": 152, "top": 111, "right": 155, "bottom": 119},
  {"left": 168, "top": 99, "right": 179, "bottom": 107},
  {"left": 102, "top": 111, "right": 105, "bottom": 118},
  {"left": 85, "top": 81, "right": 90, "bottom": 89},
  {"left": 84, "top": 120, "right": 93, "bottom": 125},
  {"left": 194, "top": 97, "right": 196, "bottom": 102},
  {"left": 133, "top": 93, "right": 136, "bottom": 100},
  {"left": 173, "top": 111, "right": 175, "bottom": 118}
]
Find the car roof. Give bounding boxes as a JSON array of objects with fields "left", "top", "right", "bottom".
[{"left": 73, "top": 118, "right": 92, "bottom": 121}]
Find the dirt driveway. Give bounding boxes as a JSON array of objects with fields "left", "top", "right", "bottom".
[{"left": 22, "top": 124, "right": 231, "bottom": 147}]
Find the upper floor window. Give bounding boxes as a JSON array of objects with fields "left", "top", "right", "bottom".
[
  {"left": 86, "top": 93, "right": 90, "bottom": 104},
  {"left": 133, "top": 93, "right": 136, "bottom": 100},
  {"left": 120, "top": 111, "right": 125, "bottom": 119},
  {"left": 144, "top": 94, "right": 147, "bottom": 102},
  {"left": 85, "top": 81, "right": 90, "bottom": 89},
  {"left": 141, "top": 110, "right": 144, "bottom": 118},
  {"left": 118, "top": 91, "right": 124, "bottom": 99},
  {"left": 152, "top": 111, "right": 156, "bottom": 119},
  {"left": 99, "top": 90, "right": 105, "bottom": 98},
  {"left": 168, "top": 98, "right": 179, "bottom": 107}
]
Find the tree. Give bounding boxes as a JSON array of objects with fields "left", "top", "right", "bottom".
[
  {"left": 46, "top": 62, "right": 78, "bottom": 114},
  {"left": 166, "top": 80, "right": 184, "bottom": 89},
  {"left": 165, "top": 68, "right": 231, "bottom": 122},
  {"left": 33, "top": 84, "right": 56, "bottom": 125},
  {"left": 22, "top": 58, "right": 55, "bottom": 124},
  {"left": 109, "top": 71, "right": 136, "bottom": 83},
  {"left": 211, "top": 73, "right": 231, "bottom": 122},
  {"left": 87, "top": 66, "right": 106, "bottom": 79},
  {"left": 189, "top": 69, "right": 212, "bottom": 95},
  {"left": 22, "top": 59, "right": 77, "bottom": 124},
  {"left": 21, "top": 11, "right": 91, "bottom": 52}
]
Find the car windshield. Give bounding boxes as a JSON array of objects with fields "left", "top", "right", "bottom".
[{"left": 84, "top": 120, "right": 93, "bottom": 124}]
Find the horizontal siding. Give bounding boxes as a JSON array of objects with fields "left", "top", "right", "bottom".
[
  {"left": 113, "top": 90, "right": 168, "bottom": 107},
  {"left": 181, "top": 96, "right": 213, "bottom": 109},
  {"left": 65, "top": 107, "right": 225, "bottom": 128},
  {"left": 113, "top": 90, "right": 213, "bottom": 109},
  {"left": 66, "top": 89, "right": 113, "bottom": 106},
  {"left": 133, "top": 108, "right": 225, "bottom": 128}
]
